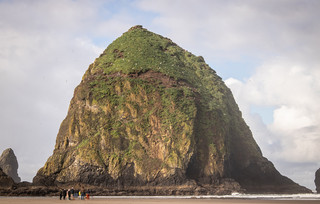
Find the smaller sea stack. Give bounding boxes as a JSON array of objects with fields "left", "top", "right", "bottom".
[{"left": 0, "top": 148, "right": 21, "bottom": 183}]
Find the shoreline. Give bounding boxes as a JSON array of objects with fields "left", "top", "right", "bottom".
[
  {"left": 1, "top": 193, "right": 319, "bottom": 200},
  {"left": 0, "top": 196, "right": 320, "bottom": 204}
]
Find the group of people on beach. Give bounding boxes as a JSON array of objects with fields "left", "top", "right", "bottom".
[{"left": 59, "top": 187, "right": 90, "bottom": 200}]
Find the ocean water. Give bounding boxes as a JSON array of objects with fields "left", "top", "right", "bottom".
[{"left": 93, "top": 193, "right": 320, "bottom": 200}]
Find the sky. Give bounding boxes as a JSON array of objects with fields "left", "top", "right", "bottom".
[{"left": 0, "top": 0, "right": 319, "bottom": 191}]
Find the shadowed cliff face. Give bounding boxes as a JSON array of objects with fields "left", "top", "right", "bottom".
[
  {"left": 315, "top": 168, "right": 320, "bottom": 193},
  {"left": 33, "top": 26, "right": 310, "bottom": 194}
]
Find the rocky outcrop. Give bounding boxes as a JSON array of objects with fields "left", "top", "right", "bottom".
[
  {"left": 0, "top": 148, "right": 20, "bottom": 183},
  {"left": 33, "top": 25, "right": 311, "bottom": 194},
  {"left": 0, "top": 167, "right": 14, "bottom": 188},
  {"left": 316, "top": 168, "right": 320, "bottom": 193}
]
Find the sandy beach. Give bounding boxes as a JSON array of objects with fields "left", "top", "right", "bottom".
[{"left": 0, "top": 197, "right": 319, "bottom": 204}]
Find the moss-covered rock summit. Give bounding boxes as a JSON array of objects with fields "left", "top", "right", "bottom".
[{"left": 33, "top": 25, "right": 310, "bottom": 194}]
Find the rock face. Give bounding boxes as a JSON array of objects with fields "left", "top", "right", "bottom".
[
  {"left": 0, "top": 167, "right": 14, "bottom": 188},
  {"left": 33, "top": 25, "right": 310, "bottom": 194},
  {"left": 0, "top": 148, "right": 20, "bottom": 183},
  {"left": 316, "top": 168, "right": 320, "bottom": 193}
]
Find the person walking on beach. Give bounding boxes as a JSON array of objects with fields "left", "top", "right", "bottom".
[
  {"left": 70, "top": 187, "right": 74, "bottom": 200},
  {"left": 74, "top": 189, "right": 78, "bottom": 199},
  {"left": 62, "top": 189, "right": 67, "bottom": 200},
  {"left": 67, "top": 189, "right": 71, "bottom": 200},
  {"left": 59, "top": 189, "right": 63, "bottom": 200},
  {"left": 81, "top": 189, "right": 85, "bottom": 200},
  {"left": 86, "top": 189, "right": 90, "bottom": 200}
]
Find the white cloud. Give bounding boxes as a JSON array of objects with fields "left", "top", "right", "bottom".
[
  {"left": 136, "top": 0, "right": 320, "bottom": 87},
  {"left": 272, "top": 105, "right": 314, "bottom": 132}
]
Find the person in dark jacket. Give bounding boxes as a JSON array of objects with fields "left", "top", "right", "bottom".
[
  {"left": 81, "top": 190, "right": 85, "bottom": 200},
  {"left": 68, "top": 189, "right": 71, "bottom": 200},
  {"left": 62, "top": 189, "right": 67, "bottom": 200},
  {"left": 70, "top": 187, "right": 74, "bottom": 200},
  {"left": 59, "top": 189, "right": 63, "bottom": 200}
]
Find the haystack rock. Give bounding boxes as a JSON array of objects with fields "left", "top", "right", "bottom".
[
  {"left": 33, "top": 25, "right": 311, "bottom": 194},
  {"left": 316, "top": 168, "right": 320, "bottom": 193},
  {"left": 0, "top": 148, "right": 20, "bottom": 183}
]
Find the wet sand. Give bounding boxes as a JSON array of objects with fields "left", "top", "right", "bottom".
[{"left": 0, "top": 197, "right": 319, "bottom": 204}]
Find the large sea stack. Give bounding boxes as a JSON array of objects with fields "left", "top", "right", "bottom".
[
  {"left": 0, "top": 148, "right": 20, "bottom": 183},
  {"left": 33, "top": 26, "right": 310, "bottom": 194}
]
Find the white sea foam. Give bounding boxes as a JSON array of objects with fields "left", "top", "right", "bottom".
[{"left": 92, "top": 193, "right": 320, "bottom": 200}]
